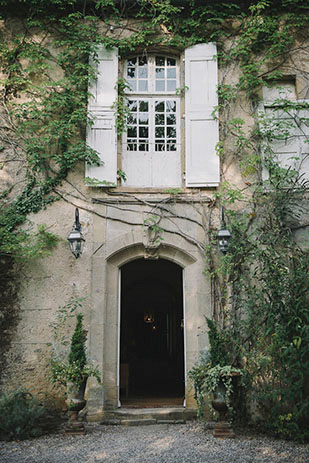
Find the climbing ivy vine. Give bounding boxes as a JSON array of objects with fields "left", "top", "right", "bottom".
[{"left": 0, "top": 0, "right": 308, "bottom": 440}]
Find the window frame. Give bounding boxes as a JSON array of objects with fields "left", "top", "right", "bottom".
[
  {"left": 125, "top": 54, "right": 180, "bottom": 95},
  {"left": 119, "top": 53, "right": 184, "bottom": 189},
  {"left": 123, "top": 97, "right": 181, "bottom": 154}
]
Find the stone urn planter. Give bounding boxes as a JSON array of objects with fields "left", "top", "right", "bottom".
[
  {"left": 211, "top": 372, "right": 241, "bottom": 439},
  {"left": 212, "top": 379, "right": 235, "bottom": 438},
  {"left": 65, "top": 378, "right": 87, "bottom": 435}
]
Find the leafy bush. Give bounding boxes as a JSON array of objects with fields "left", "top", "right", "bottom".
[
  {"left": 189, "top": 317, "right": 244, "bottom": 419},
  {"left": 206, "top": 318, "right": 232, "bottom": 366},
  {"left": 0, "top": 390, "right": 61, "bottom": 441}
]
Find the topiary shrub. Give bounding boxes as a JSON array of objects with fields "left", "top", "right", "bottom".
[
  {"left": 68, "top": 313, "right": 87, "bottom": 371},
  {"left": 50, "top": 312, "right": 101, "bottom": 387}
]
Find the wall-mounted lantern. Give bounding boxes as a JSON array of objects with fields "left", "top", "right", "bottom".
[
  {"left": 67, "top": 208, "right": 85, "bottom": 258},
  {"left": 217, "top": 207, "right": 231, "bottom": 254}
]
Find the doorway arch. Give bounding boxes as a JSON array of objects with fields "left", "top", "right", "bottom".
[
  {"left": 120, "top": 258, "right": 184, "bottom": 407},
  {"left": 87, "top": 235, "right": 211, "bottom": 418}
]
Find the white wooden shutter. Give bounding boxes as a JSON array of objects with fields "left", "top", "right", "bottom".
[
  {"left": 86, "top": 46, "right": 118, "bottom": 185},
  {"left": 185, "top": 43, "right": 219, "bottom": 187},
  {"left": 298, "top": 108, "right": 309, "bottom": 179},
  {"left": 261, "top": 105, "right": 309, "bottom": 182}
]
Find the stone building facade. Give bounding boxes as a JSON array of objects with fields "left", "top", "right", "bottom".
[{"left": 1, "top": 11, "right": 308, "bottom": 422}]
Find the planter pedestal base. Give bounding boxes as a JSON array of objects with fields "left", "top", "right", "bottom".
[
  {"left": 211, "top": 378, "right": 237, "bottom": 439},
  {"left": 213, "top": 421, "right": 235, "bottom": 438},
  {"left": 65, "top": 423, "right": 85, "bottom": 435},
  {"left": 65, "top": 412, "right": 86, "bottom": 435}
]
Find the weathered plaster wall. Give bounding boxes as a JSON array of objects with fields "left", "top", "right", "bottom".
[{"left": 1, "top": 199, "right": 95, "bottom": 398}]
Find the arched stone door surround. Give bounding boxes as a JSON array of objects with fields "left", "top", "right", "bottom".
[{"left": 87, "top": 231, "right": 211, "bottom": 420}]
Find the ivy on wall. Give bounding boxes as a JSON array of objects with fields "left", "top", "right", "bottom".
[
  {"left": 0, "top": 0, "right": 308, "bottom": 440},
  {"left": 0, "top": 0, "right": 308, "bottom": 256}
]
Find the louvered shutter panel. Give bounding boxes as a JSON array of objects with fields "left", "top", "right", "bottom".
[
  {"left": 86, "top": 47, "right": 118, "bottom": 185},
  {"left": 185, "top": 43, "right": 219, "bottom": 187},
  {"left": 298, "top": 108, "right": 309, "bottom": 180},
  {"left": 261, "top": 106, "right": 309, "bottom": 182}
]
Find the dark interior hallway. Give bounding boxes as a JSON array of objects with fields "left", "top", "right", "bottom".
[{"left": 120, "top": 258, "right": 185, "bottom": 406}]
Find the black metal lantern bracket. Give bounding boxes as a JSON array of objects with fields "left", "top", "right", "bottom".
[
  {"left": 217, "top": 207, "right": 231, "bottom": 254},
  {"left": 67, "top": 208, "right": 85, "bottom": 258}
]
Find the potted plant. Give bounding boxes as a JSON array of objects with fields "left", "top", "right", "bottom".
[
  {"left": 189, "top": 318, "right": 244, "bottom": 438},
  {"left": 50, "top": 313, "right": 101, "bottom": 434}
]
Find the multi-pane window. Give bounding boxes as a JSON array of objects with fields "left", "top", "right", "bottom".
[
  {"left": 123, "top": 55, "right": 181, "bottom": 187},
  {"left": 126, "top": 99, "right": 178, "bottom": 153},
  {"left": 126, "top": 56, "right": 177, "bottom": 94}
]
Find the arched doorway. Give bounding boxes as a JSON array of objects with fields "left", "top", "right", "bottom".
[{"left": 120, "top": 258, "right": 185, "bottom": 407}]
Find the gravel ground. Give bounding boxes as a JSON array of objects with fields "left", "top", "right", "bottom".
[{"left": 0, "top": 422, "right": 308, "bottom": 463}]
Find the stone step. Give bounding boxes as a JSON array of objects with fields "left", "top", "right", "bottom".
[{"left": 101, "top": 407, "right": 197, "bottom": 426}]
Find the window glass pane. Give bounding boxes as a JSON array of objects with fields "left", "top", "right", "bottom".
[
  {"left": 128, "top": 79, "right": 137, "bottom": 91},
  {"left": 127, "top": 68, "right": 136, "bottom": 78},
  {"left": 138, "top": 80, "right": 148, "bottom": 92},
  {"left": 127, "top": 57, "right": 137, "bottom": 66},
  {"left": 138, "top": 66, "right": 148, "bottom": 78},
  {"left": 167, "top": 58, "right": 176, "bottom": 66},
  {"left": 155, "top": 127, "right": 165, "bottom": 138},
  {"left": 139, "top": 143, "right": 149, "bottom": 151},
  {"left": 156, "top": 68, "right": 165, "bottom": 78},
  {"left": 128, "top": 100, "right": 137, "bottom": 111},
  {"left": 156, "top": 80, "right": 165, "bottom": 92},
  {"left": 156, "top": 56, "right": 165, "bottom": 66},
  {"left": 167, "top": 114, "right": 176, "bottom": 125},
  {"left": 139, "top": 126, "right": 148, "bottom": 138},
  {"left": 139, "top": 101, "right": 148, "bottom": 112},
  {"left": 167, "top": 140, "right": 176, "bottom": 151},
  {"left": 127, "top": 140, "right": 137, "bottom": 151},
  {"left": 128, "top": 113, "right": 137, "bottom": 124},
  {"left": 167, "top": 127, "right": 176, "bottom": 138},
  {"left": 167, "top": 68, "right": 176, "bottom": 79},
  {"left": 155, "top": 114, "right": 165, "bottom": 125},
  {"left": 167, "top": 80, "right": 176, "bottom": 92},
  {"left": 127, "top": 127, "right": 137, "bottom": 137},
  {"left": 139, "top": 114, "right": 149, "bottom": 124},
  {"left": 166, "top": 100, "right": 176, "bottom": 112},
  {"left": 155, "top": 101, "right": 165, "bottom": 112},
  {"left": 155, "top": 141, "right": 165, "bottom": 151}
]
